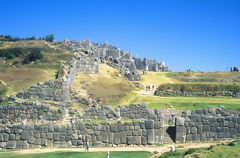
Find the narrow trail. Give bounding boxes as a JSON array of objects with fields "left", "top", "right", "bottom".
[{"left": 5, "top": 141, "right": 230, "bottom": 157}]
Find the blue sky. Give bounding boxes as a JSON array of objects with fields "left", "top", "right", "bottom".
[{"left": 0, "top": 0, "right": 239, "bottom": 71}]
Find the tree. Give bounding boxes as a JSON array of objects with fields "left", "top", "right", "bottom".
[
  {"left": 45, "top": 34, "right": 54, "bottom": 42},
  {"left": 22, "top": 48, "right": 43, "bottom": 64}
]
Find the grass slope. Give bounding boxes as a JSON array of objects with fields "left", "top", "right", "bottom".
[
  {"left": 73, "top": 64, "right": 134, "bottom": 105},
  {"left": 0, "top": 40, "right": 73, "bottom": 94},
  {"left": 114, "top": 71, "right": 240, "bottom": 109},
  {"left": 0, "top": 151, "right": 151, "bottom": 158}
]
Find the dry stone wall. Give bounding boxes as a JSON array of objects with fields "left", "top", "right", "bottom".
[
  {"left": 80, "top": 104, "right": 180, "bottom": 124},
  {"left": 0, "top": 102, "right": 165, "bottom": 149},
  {"left": 16, "top": 80, "right": 64, "bottom": 102},
  {"left": 0, "top": 120, "right": 163, "bottom": 149},
  {"left": 175, "top": 108, "right": 240, "bottom": 143},
  {"left": 16, "top": 55, "right": 98, "bottom": 103},
  {"left": 0, "top": 101, "right": 66, "bottom": 125}
]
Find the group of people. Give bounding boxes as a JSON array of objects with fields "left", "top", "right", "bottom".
[
  {"left": 230, "top": 67, "right": 239, "bottom": 72},
  {"left": 146, "top": 84, "right": 155, "bottom": 91}
]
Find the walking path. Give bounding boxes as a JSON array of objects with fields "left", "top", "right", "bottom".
[{"left": 6, "top": 140, "right": 231, "bottom": 158}]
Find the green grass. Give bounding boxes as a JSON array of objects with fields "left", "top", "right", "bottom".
[
  {"left": 166, "top": 71, "right": 240, "bottom": 82},
  {"left": 159, "top": 140, "right": 240, "bottom": 158},
  {"left": 127, "top": 95, "right": 240, "bottom": 110},
  {"left": 0, "top": 151, "right": 151, "bottom": 158}
]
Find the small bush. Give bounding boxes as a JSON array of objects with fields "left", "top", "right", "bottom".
[
  {"left": 184, "top": 148, "right": 197, "bottom": 155},
  {"left": 208, "top": 145, "right": 215, "bottom": 150},
  {"left": 159, "top": 151, "right": 185, "bottom": 158},
  {"left": 228, "top": 142, "right": 235, "bottom": 146}
]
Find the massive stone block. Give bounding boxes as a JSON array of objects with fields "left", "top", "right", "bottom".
[
  {"left": 145, "top": 120, "right": 154, "bottom": 129},
  {"left": 147, "top": 129, "right": 155, "bottom": 144}
]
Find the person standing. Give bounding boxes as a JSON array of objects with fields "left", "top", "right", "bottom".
[{"left": 85, "top": 140, "right": 89, "bottom": 152}]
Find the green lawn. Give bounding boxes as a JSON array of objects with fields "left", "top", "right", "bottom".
[
  {"left": 0, "top": 151, "right": 151, "bottom": 158},
  {"left": 128, "top": 95, "right": 240, "bottom": 110}
]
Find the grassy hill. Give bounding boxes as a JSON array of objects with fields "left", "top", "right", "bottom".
[
  {"left": 0, "top": 40, "right": 73, "bottom": 96},
  {"left": 113, "top": 71, "right": 240, "bottom": 110},
  {"left": 1, "top": 39, "right": 240, "bottom": 110},
  {"left": 73, "top": 64, "right": 135, "bottom": 107}
]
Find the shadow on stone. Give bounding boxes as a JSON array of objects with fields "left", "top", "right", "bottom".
[{"left": 166, "top": 126, "right": 176, "bottom": 143}]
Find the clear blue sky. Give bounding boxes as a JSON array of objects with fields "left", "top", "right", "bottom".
[{"left": 0, "top": 0, "right": 239, "bottom": 71}]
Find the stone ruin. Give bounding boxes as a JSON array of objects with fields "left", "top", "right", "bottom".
[
  {"left": 66, "top": 39, "right": 168, "bottom": 81},
  {"left": 1, "top": 99, "right": 240, "bottom": 149},
  {"left": 1, "top": 38, "right": 240, "bottom": 149}
]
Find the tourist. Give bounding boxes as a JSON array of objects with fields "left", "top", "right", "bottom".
[
  {"left": 152, "top": 85, "right": 154, "bottom": 90},
  {"left": 170, "top": 145, "right": 175, "bottom": 152},
  {"left": 85, "top": 139, "right": 89, "bottom": 152}
]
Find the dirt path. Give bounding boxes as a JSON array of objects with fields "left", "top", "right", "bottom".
[{"left": 6, "top": 141, "right": 230, "bottom": 157}]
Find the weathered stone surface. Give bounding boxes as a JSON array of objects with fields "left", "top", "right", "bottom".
[
  {"left": 147, "top": 129, "right": 154, "bottom": 144},
  {"left": 145, "top": 120, "right": 154, "bottom": 129}
]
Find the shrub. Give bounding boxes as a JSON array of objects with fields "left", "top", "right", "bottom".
[
  {"left": 22, "top": 48, "right": 43, "bottom": 64},
  {"left": 228, "top": 142, "right": 235, "bottom": 146},
  {"left": 207, "top": 145, "right": 215, "bottom": 150},
  {"left": 184, "top": 148, "right": 197, "bottom": 155},
  {"left": 44, "top": 34, "right": 54, "bottom": 42},
  {"left": 0, "top": 47, "right": 24, "bottom": 59}
]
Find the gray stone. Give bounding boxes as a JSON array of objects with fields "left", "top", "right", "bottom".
[
  {"left": 120, "top": 132, "right": 126, "bottom": 144},
  {"left": 134, "top": 136, "right": 141, "bottom": 145},
  {"left": 41, "top": 139, "right": 47, "bottom": 147},
  {"left": 147, "top": 129, "right": 154, "bottom": 144},
  {"left": 145, "top": 120, "right": 154, "bottom": 129},
  {"left": 127, "top": 136, "right": 134, "bottom": 145},
  {"left": 53, "top": 133, "right": 59, "bottom": 141},
  {"left": 114, "top": 133, "right": 120, "bottom": 145}
]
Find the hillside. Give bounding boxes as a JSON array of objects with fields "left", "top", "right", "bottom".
[
  {"left": 0, "top": 38, "right": 240, "bottom": 154},
  {"left": 1, "top": 39, "right": 240, "bottom": 110},
  {"left": 0, "top": 39, "right": 74, "bottom": 97}
]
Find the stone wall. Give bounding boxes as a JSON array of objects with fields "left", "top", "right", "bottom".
[
  {"left": 16, "top": 54, "right": 98, "bottom": 102},
  {"left": 0, "top": 101, "right": 66, "bottom": 125},
  {"left": 81, "top": 105, "right": 120, "bottom": 120},
  {"left": 119, "top": 104, "right": 163, "bottom": 121},
  {"left": 0, "top": 120, "right": 163, "bottom": 149},
  {"left": 67, "top": 39, "right": 168, "bottom": 73},
  {"left": 175, "top": 108, "right": 240, "bottom": 143},
  {"left": 17, "top": 80, "right": 64, "bottom": 102},
  {"left": 81, "top": 104, "right": 181, "bottom": 124},
  {"left": 155, "top": 90, "right": 240, "bottom": 97}
]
